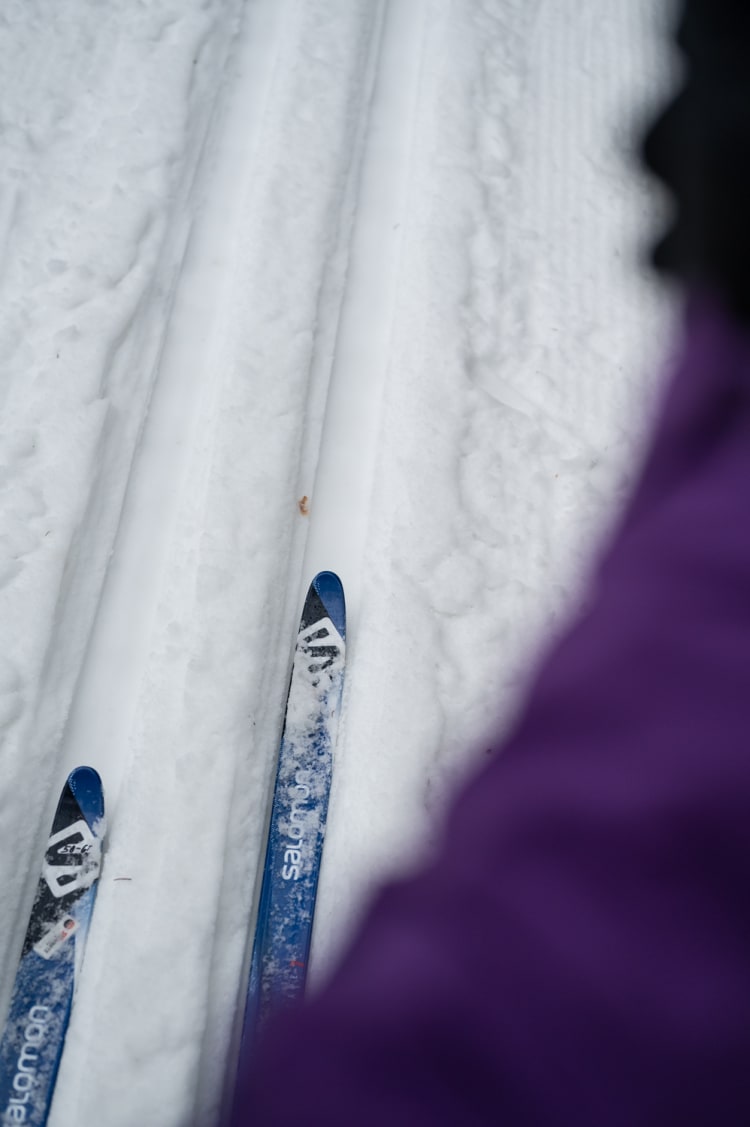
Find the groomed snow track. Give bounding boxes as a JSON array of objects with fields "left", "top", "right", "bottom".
[{"left": 0, "top": 3, "right": 671, "bottom": 1124}]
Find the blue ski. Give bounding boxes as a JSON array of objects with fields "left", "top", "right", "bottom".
[
  {"left": 240, "top": 571, "right": 346, "bottom": 1055},
  {"left": 0, "top": 766, "right": 105, "bottom": 1126}
]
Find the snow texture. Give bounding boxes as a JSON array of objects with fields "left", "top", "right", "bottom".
[{"left": 0, "top": 2, "right": 675, "bottom": 1124}]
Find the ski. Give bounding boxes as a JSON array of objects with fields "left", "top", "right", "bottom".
[
  {"left": 0, "top": 766, "right": 105, "bottom": 1126},
  {"left": 240, "top": 571, "right": 346, "bottom": 1055}
]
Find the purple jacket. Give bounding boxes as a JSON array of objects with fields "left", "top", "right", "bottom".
[{"left": 233, "top": 295, "right": 750, "bottom": 1124}]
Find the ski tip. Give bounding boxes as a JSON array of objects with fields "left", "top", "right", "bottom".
[
  {"left": 312, "top": 570, "right": 343, "bottom": 597},
  {"left": 68, "top": 766, "right": 105, "bottom": 826},
  {"left": 311, "top": 571, "right": 345, "bottom": 637}
]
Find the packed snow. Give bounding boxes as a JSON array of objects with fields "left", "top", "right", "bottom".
[{"left": 0, "top": 1, "right": 675, "bottom": 1123}]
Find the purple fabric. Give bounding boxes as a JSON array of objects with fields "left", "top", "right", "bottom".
[{"left": 233, "top": 294, "right": 750, "bottom": 1124}]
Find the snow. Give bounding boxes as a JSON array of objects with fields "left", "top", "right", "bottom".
[{"left": 0, "top": 1, "right": 676, "bottom": 1123}]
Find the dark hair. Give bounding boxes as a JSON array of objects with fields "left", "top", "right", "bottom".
[{"left": 642, "top": 0, "right": 750, "bottom": 320}]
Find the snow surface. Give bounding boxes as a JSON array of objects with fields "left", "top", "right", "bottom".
[{"left": 0, "top": 1, "right": 676, "bottom": 1123}]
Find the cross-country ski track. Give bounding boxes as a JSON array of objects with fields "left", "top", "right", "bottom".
[{"left": 0, "top": 3, "right": 673, "bottom": 1124}]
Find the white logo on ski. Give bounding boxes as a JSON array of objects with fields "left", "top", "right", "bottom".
[
  {"left": 4, "top": 1005, "right": 52, "bottom": 1117},
  {"left": 32, "top": 914, "right": 79, "bottom": 960},
  {"left": 43, "top": 819, "right": 100, "bottom": 899},
  {"left": 297, "top": 616, "right": 344, "bottom": 674}
]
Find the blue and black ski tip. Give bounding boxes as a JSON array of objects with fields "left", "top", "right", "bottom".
[{"left": 0, "top": 766, "right": 105, "bottom": 1127}]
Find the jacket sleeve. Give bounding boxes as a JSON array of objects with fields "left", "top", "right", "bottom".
[{"left": 232, "top": 294, "right": 750, "bottom": 1126}]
